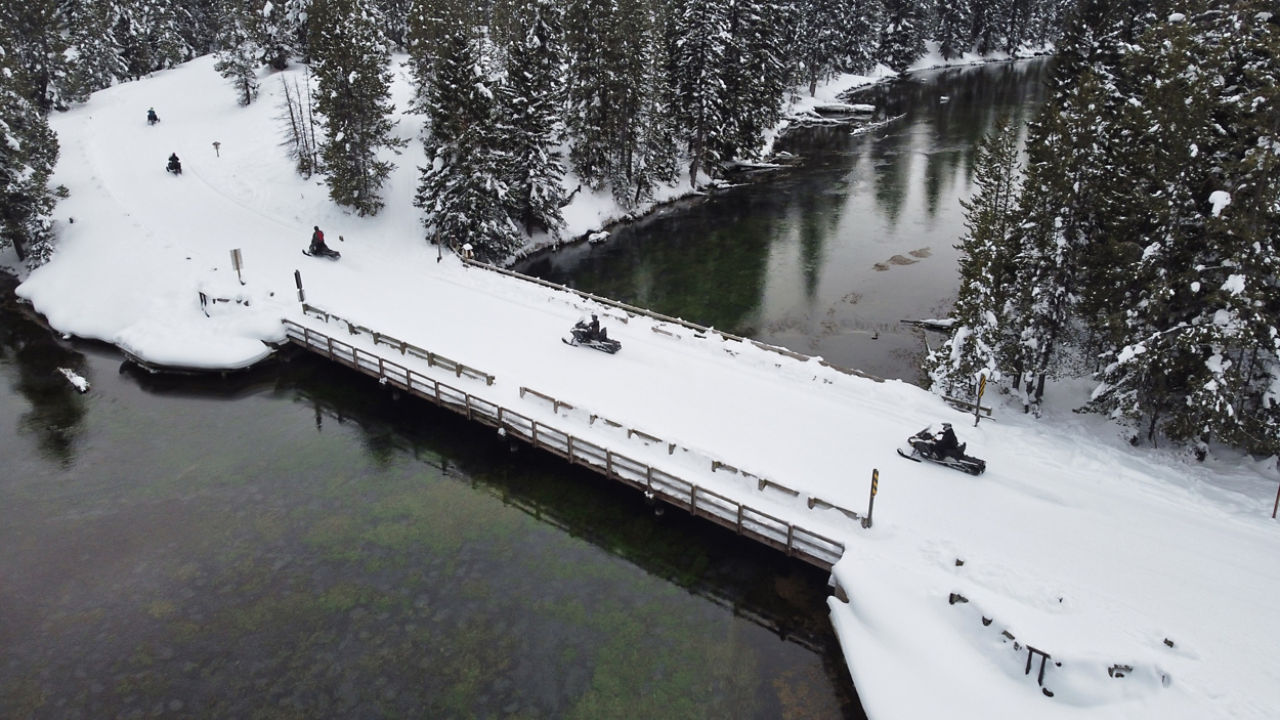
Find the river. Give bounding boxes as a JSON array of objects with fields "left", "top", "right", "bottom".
[
  {"left": 517, "top": 58, "right": 1051, "bottom": 383},
  {"left": 1, "top": 58, "right": 1050, "bottom": 719}
]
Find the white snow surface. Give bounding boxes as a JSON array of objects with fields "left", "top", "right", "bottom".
[
  {"left": 1210, "top": 190, "right": 1232, "bottom": 217},
  {"left": 10, "top": 55, "right": 1280, "bottom": 720}
]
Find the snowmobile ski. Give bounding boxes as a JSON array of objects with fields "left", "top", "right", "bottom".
[{"left": 303, "top": 249, "right": 341, "bottom": 260}]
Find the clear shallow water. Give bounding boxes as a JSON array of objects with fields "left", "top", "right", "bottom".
[
  {"left": 0, "top": 274, "right": 860, "bottom": 719},
  {"left": 516, "top": 58, "right": 1051, "bottom": 383}
]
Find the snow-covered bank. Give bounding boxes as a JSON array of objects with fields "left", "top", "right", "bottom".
[{"left": 13, "top": 46, "right": 1280, "bottom": 720}]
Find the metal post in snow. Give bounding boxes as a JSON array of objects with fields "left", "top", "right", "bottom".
[
  {"left": 1272, "top": 477, "right": 1279, "bottom": 519},
  {"left": 294, "top": 270, "right": 304, "bottom": 302},
  {"left": 861, "top": 468, "right": 879, "bottom": 529},
  {"left": 974, "top": 373, "right": 987, "bottom": 427}
]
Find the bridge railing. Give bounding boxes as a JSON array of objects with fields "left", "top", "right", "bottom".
[
  {"left": 282, "top": 319, "right": 846, "bottom": 569},
  {"left": 300, "top": 303, "right": 495, "bottom": 386},
  {"left": 460, "top": 257, "right": 882, "bottom": 382}
]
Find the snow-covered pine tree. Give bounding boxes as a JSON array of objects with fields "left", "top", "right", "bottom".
[
  {"left": 64, "top": 0, "right": 129, "bottom": 100},
  {"left": 0, "top": 29, "right": 61, "bottom": 266},
  {"left": 1170, "top": 2, "right": 1280, "bottom": 455},
  {"left": 563, "top": 0, "right": 617, "bottom": 185},
  {"left": 626, "top": 43, "right": 681, "bottom": 207},
  {"left": 878, "top": 0, "right": 926, "bottom": 73},
  {"left": 3, "top": 0, "right": 76, "bottom": 112},
  {"left": 927, "top": 117, "right": 1023, "bottom": 399},
  {"left": 717, "top": 0, "right": 790, "bottom": 163},
  {"left": 1085, "top": 5, "right": 1220, "bottom": 444},
  {"left": 414, "top": 13, "right": 522, "bottom": 261},
  {"left": 309, "top": 0, "right": 402, "bottom": 216},
  {"left": 936, "top": 0, "right": 972, "bottom": 61},
  {"left": 968, "top": 0, "right": 1004, "bottom": 55},
  {"left": 114, "top": 0, "right": 191, "bottom": 80},
  {"left": 1004, "top": 0, "right": 1138, "bottom": 410},
  {"left": 830, "top": 0, "right": 882, "bottom": 75},
  {"left": 214, "top": 0, "right": 262, "bottom": 106},
  {"left": 672, "top": 0, "right": 729, "bottom": 186},
  {"left": 499, "top": 0, "right": 567, "bottom": 238},
  {"left": 373, "top": 0, "right": 413, "bottom": 51},
  {"left": 179, "top": 0, "right": 223, "bottom": 58},
  {"left": 792, "top": 0, "right": 845, "bottom": 95},
  {"left": 255, "top": 0, "right": 310, "bottom": 70}
]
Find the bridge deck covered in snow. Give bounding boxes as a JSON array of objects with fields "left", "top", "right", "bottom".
[{"left": 281, "top": 259, "right": 913, "bottom": 570}]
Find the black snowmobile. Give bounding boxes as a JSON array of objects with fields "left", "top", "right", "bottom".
[
  {"left": 166, "top": 156, "right": 182, "bottom": 175},
  {"left": 897, "top": 425, "right": 986, "bottom": 475},
  {"left": 563, "top": 314, "right": 621, "bottom": 354},
  {"left": 302, "top": 245, "right": 340, "bottom": 260}
]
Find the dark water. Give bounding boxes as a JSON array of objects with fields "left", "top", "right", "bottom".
[
  {"left": 516, "top": 58, "right": 1051, "bottom": 383},
  {"left": 0, "top": 274, "right": 860, "bottom": 719}
]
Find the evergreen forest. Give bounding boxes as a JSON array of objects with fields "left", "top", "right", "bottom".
[{"left": 928, "top": 0, "right": 1280, "bottom": 457}]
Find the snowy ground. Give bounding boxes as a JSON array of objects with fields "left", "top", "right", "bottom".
[{"left": 9, "top": 49, "right": 1280, "bottom": 720}]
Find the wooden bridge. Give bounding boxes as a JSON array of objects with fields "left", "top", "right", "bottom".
[
  {"left": 283, "top": 310, "right": 846, "bottom": 569},
  {"left": 279, "top": 259, "right": 903, "bottom": 571}
]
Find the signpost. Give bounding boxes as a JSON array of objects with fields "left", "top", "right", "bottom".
[
  {"left": 862, "top": 468, "right": 879, "bottom": 529},
  {"left": 974, "top": 373, "right": 987, "bottom": 427},
  {"left": 230, "top": 248, "right": 244, "bottom": 285}
]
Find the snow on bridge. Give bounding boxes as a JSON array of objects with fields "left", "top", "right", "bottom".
[{"left": 282, "top": 256, "right": 917, "bottom": 569}]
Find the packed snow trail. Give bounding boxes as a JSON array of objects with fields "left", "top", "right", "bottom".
[{"left": 15, "top": 56, "right": 1280, "bottom": 720}]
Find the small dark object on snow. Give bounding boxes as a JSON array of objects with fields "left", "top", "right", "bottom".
[
  {"left": 563, "top": 313, "right": 621, "bottom": 354},
  {"left": 147, "top": 108, "right": 159, "bottom": 125},
  {"left": 897, "top": 424, "right": 986, "bottom": 475},
  {"left": 166, "top": 153, "right": 182, "bottom": 174}
]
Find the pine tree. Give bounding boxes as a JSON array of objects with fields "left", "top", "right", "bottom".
[
  {"left": 879, "top": 0, "right": 926, "bottom": 73},
  {"left": 65, "top": 0, "right": 128, "bottom": 99},
  {"left": 310, "top": 0, "right": 402, "bottom": 216},
  {"left": 672, "top": 0, "right": 729, "bottom": 185},
  {"left": 1085, "top": 4, "right": 1219, "bottom": 443},
  {"left": 927, "top": 117, "right": 1023, "bottom": 398},
  {"left": 833, "top": 0, "right": 883, "bottom": 74},
  {"left": 936, "top": 0, "right": 972, "bottom": 61},
  {"left": 114, "top": 0, "right": 191, "bottom": 79},
  {"left": 499, "top": 0, "right": 566, "bottom": 238},
  {"left": 414, "top": 13, "right": 522, "bottom": 261},
  {"left": 792, "top": 0, "right": 845, "bottom": 95},
  {"left": 214, "top": 0, "right": 262, "bottom": 106},
  {"left": 256, "top": 0, "right": 311, "bottom": 69},
  {"left": 563, "top": 0, "right": 616, "bottom": 185},
  {"left": 3, "top": 0, "right": 75, "bottom": 112},
  {"left": 717, "top": 0, "right": 790, "bottom": 163},
  {"left": 0, "top": 27, "right": 61, "bottom": 266},
  {"left": 1003, "top": 0, "right": 1140, "bottom": 410}
]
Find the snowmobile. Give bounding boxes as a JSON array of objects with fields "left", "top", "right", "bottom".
[
  {"left": 563, "top": 314, "right": 621, "bottom": 354},
  {"left": 897, "top": 425, "right": 986, "bottom": 475},
  {"left": 166, "top": 158, "right": 182, "bottom": 175},
  {"left": 302, "top": 245, "right": 341, "bottom": 260}
]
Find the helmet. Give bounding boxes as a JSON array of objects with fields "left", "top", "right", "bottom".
[{"left": 941, "top": 423, "right": 952, "bottom": 430}]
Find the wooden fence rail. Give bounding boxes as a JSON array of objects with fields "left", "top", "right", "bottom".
[
  {"left": 301, "top": 303, "right": 495, "bottom": 386},
  {"left": 283, "top": 319, "right": 845, "bottom": 569}
]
